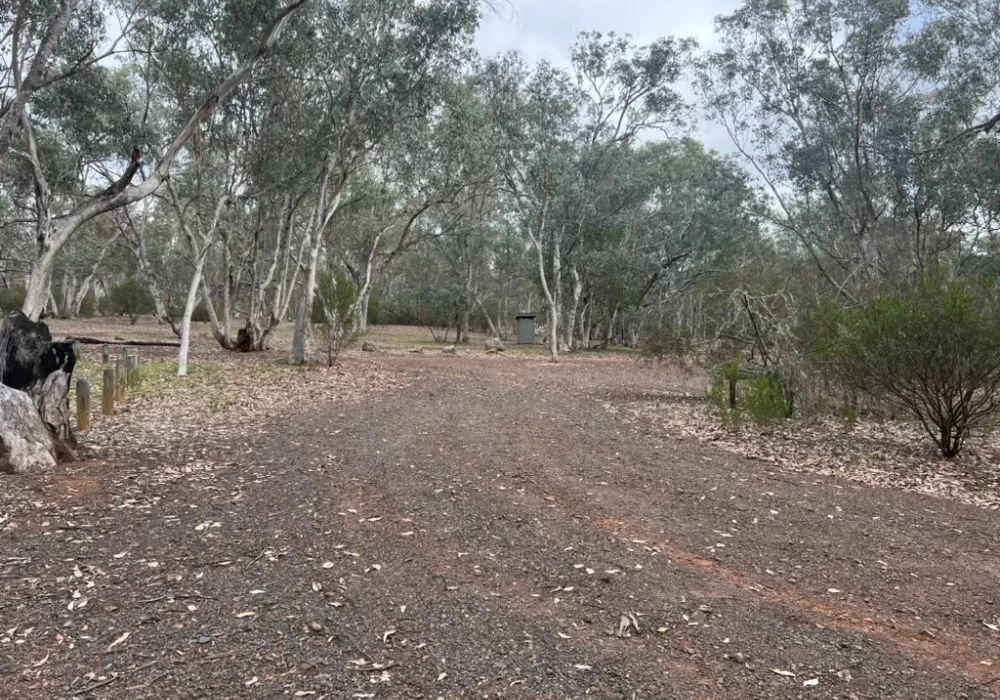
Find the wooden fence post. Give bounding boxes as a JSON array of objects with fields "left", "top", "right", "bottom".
[
  {"left": 102, "top": 369, "right": 115, "bottom": 415},
  {"left": 101, "top": 344, "right": 109, "bottom": 364},
  {"left": 115, "top": 358, "right": 125, "bottom": 401},
  {"left": 76, "top": 378, "right": 91, "bottom": 431},
  {"left": 126, "top": 352, "right": 138, "bottom": 387}
]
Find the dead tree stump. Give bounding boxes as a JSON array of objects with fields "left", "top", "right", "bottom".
[{"left": 0, "top": 312, "right": 77, "bottom": 472}]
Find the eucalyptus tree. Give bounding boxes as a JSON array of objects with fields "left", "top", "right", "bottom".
[
  {"left": 226, "top": 71, "right": 318, "bottom": 352},
  {"left": 0, "top": 0, "right": 81, "bottom": 172},
  {"left": 333, "top": 167, "right": 449, "bottom": 336},
  {"left": 130, "top": 0, "right": 279, "bottom": 363},
  {"left": 284, "top": 0, "right": 480, "bottom": 365},
  {"left": 402, "top": 70, "right": 506, "bottom": 342},
  {"left": 913, "top": 0, "right": 1000, "bottom": 144},
  {"left": 329, "top": 72, "right": 500, "bottom": 338},
  {"left": 486, "top": 53, "right": 579, "bottom": 361},
  {"left": 50, "top": 215, "right": 124, "bottom": 317},
  {"left": 698, "top": 0, "right": 1000, "bottom": 301},
  {"left": 117, "top": 199, "right": 186, "bottom": 330},
  {"left": 564, "top": 31, "right": 695, "bottom": 348},
  {"left": 487, "top": 31, "right": 697, "bottom": 360},
  {"left": 1, "top": 0, "right": 311, "bottom": 321},
  {"left": 585, "top": 139, "right": 763, "bottom": 345}
]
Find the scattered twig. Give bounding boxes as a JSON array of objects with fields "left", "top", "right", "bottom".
[
  {"left": 246, "top": 550, "right": 269, "bottom": 569},
  {"left": 198, "top": 651, "right": 237, "bottom": 664},
  {"left": 130, "top": 659, "right": 160, "bottom": 673},
  {"left": 74, "top": 673, "right": 120, "bottom": 696},
  {"left": 124, "top": 671, "right": 168, "bottom": 691},
  {"left": 350, "top": 660, "right": 397, "bottom": 672},
  {"left": 139, "top": 593, "right": 216, "bottom": 604}
]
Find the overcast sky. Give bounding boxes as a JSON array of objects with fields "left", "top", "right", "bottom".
[{"left": 474, "top": 0, "right": 743, "bottom": 152}]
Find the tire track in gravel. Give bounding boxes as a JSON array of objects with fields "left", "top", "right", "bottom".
[{"left": 296, "top": 358, "right": 998, "bottom": 699}]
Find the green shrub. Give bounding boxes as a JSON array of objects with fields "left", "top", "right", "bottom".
[
  {"left": 808, "top": 275, "right": 1000, "bottom": 457},
  {"left": 313, "top": 271, "right": 358, "bottom": 366},
  {"left": 639, "top": 323, "right": 692, "bottom": 362},
  {"left": 0, "top": 286, "right": 26, "bottom": 313},
  {"left": 107, "top": 278, "right": 155, "bottom": 324},
  {"left": 706, "top": 360, "right": 744, "bottom": 426},
  {"left": 168, "top": 301, "right": 216, "bottom": 323},
  {"left": 745, "top": 373, "right": 788, "bottom": 426},
  {"left": 706, "top": 360, "right": 789, "bottom": 427}
]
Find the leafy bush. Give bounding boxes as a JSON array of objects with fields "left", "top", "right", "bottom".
[
  {"left": 106, "top": 278, "right": 155, "bottom": 324},
  {"left": 808, "top": 276, "right": 1000, "bottom": 457},
  {"left": 706, "top": 360, "right": 743, "bottom": 426},
  {"left": 638, "top": 323, "right": 692, "bottom": 362},
  {"left": 313, "top": 271, "right": 358, "bottom": 366},
  {"left": 0, "top": 286, "right": 26, "bottom": 313},
  {"left": 167, "top": 301, "right": 216, "bottom": 323},
  {"left": 706, "top": 359, "right": 788, "bottom": 427},
  {"left": 745, "top": 373, "right": 788, "bottom": 426}
]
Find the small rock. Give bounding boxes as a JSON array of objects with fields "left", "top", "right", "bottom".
[
  {"left": 442, "top": 345, "right": 456, "bottom": 354},
  {"left": 307, "top": 622, "right": 324, "bottom": 633},
  {"left": 198, "top": 636, "right": 212, "bottom": 645}
]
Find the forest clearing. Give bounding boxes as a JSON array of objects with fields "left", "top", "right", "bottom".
[
  {"left": 1, "top": 320, "right": 998, "bottom": 699},
  {"left": 5, "top": 0, "right": 1000, "bottom": 696}
]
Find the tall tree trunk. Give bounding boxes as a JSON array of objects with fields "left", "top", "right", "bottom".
[
  {"left": 121, "top": 208, "right": 178, "bottom": 333},
  {"left": 474, "top": 293, "right": 499, "bottom": 339},
  {"left": 564, "top": 264, "right": 581, "bottom": 351},
  {"left": 46, "top": 289, "right": 59, "bottom": 318},
  {"left": 290, "top": 240, "right": 320, "bottom": 366},
  {"left": 177, "top": 256, "right": 206, "bottom": 377},
  {"left": 291, "top": 164, "right": 345, "bottom": 365},
  {"left": 581, "top": 300, "right": 592, "bottom": 349},
  {"left": 357, "top": 290, "right": 370, "bottom": 334},
  {"left": 550, "top": 225, "right": 561, "bottom": 359},
  {"left": 459, "top": 258, "right": 473, "bottom": 343},
  {"left": 59, "top": 271, "right": 72, "bottom": 316},
  {"left": 601, "top": 307, "right": 618, "bottom": 349},
  {"left": 23, "top": 242, "right": 56, "bottom": 321},
  {"left": 70, "top": 278, "right": 90, "bottom": 317},
  {"left": 526, "top": 200, "right": 558, "bottom": 363}
]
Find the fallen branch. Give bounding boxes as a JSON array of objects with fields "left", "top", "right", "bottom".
[{"left": 64, "top": 336, "right": 181, "bottom": 347}]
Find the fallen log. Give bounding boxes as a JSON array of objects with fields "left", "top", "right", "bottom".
[{"left": 64, "top": 336, "right": 181, "bottom": 347}]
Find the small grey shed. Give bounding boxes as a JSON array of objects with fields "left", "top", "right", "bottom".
[{"left": 515, "top": 313, "right": 537, "bottom": 344}]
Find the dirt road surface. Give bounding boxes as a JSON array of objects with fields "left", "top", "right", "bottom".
[{"left": 2, "top": 349, "right": 999, "bottom": 698}]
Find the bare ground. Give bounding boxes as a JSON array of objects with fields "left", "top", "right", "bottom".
[{"left": 1, "top": 322, "right": 999, "bottom": 699}]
